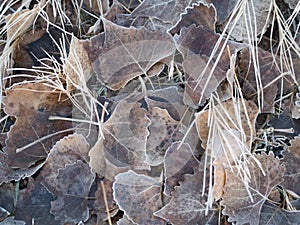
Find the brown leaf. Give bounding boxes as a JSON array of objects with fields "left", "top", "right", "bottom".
[
  {"left": 93, "top": 178, "right": 118, "bottom": 223},
  {"left": 113, "top": 170, "right": 165, "bottom": 225},
  {"left": 3, "top": 82, "right": 73, "bottom": 169},
  {"left": 145, "top": 87, "right": 199, "bottom": 166},
  {"left": 170, "top": 2, "right": 216, "bottom": 34},
  {"left": 174, "top": 24, "right": 245, "bottom": 107},
  {"left": 14, "top": 179, "right": 56, "bottom": 225},
  {"left": 221, "top": 153, "right": 285, "bottom": 225},
  {"left": 64, "top": 36, "right": 94, "bottom": 91},
  {"left": 117, "top": 215, "right": 136, "bottom": 225},
  {"left": 146, "top": 107, "right": 184, "bottom": 166},
  {"left": 154, "top": 170, "right": 219, "bottom": 225},
  {"left": 50, "top": 160, "right": 95, "bottom": 224},
  {"left": 84, "top": 18, "right": 174, "bottom": 90},
  {"left": 163, "top": 142, "right": 201, "bottom": 196},
  {"left": 281, "top": 136, "right": 300, "bottom": 195},
  {"left": 259, "top": 201, "right": 300, "bottom": 225},
  {"left": 91, "top": 95, "right": 151, "bottom": 177},
  {"left": 210, "top": 0, "right": 238, "bottom": 23},
  {"left": 223, "top": 0, "right": 271, "bottom": 42},
  {"left": 237, "top": 47, "right": 289, "bottom": 113},
  {"left": 196, "top": 99, "right": 258, "bottom": 149},
  {"left": 130, "top": 0, "right": 197, "bottom": 27},
  {"left": 0, "top": 217, "right": 26, "bottom": 225},
  {"left": 37, "top": 133, "right": 90, "bottom": 194},
  {"left": 0, "top": 183, "right": 15, "bottom": 220}
]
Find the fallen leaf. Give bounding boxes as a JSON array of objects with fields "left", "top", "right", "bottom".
[
  {"left": 64, "top": 35, "right": 94, "bottom": 91},
  {"left": 196, "top": 99, "right": 258, "bottom": 149},
  {"left": 222, "top": 0, "right": 271, "bottom": 42},
  {"left": 146, "top": 107, "right": 184, "bottom": 166},
  {"left": 259, "top": 201, "right": 300, "bottom": 225},
  {"left": 37, "top": 133, "right": 90, "bottom": 194},
  {"left": 221, "top": 152, "right": 285, "bottom": 225},
  {"left": 3, "top": 82, "right": 73, "bottom": 169},
  {"left": 170, "top": 2, "right": 216, "bottom": 34},
  {"left": 93, "top": 178, "right": 118, "bottom": 223},
  {"left": 113, "top": 170, "right": 164, "bottom": 225},
  {"left": 0, "top": 183, "right": 15, "bottom": 220},
  {"left": 154, "top": 170, "right": 219, "bottom": 225},
  {"left": 174, "top": 24, "right": 245, "bottom": 107},
  {"left": 163, "top": 142, "right": 201, "bottom": 196},
  {"left": 50, "top": 160, "right": 95, "bottom": 224},
  {"left": 84, "top": 18, "right": 174, "bottom": 90},
  {"left": 14, "top": 179, "right": 57, "bottom": 225},
  {"left": 209, "top": 0, "right": 238, "bottom": 23},
  {"left": 130, "top": 0, "right": 197, "bottom": 28},
  {"left": 281, "top": 136, "right": 300, "bottom": 195},
  {"left": 0, "top": 217, "right": 26, "bottom": 225},
  {"left": 117, "top": 215, "right": 136, "bottom": 225},
  {"left": 90, "top": 94, "right": 151, "bottom": 178}
]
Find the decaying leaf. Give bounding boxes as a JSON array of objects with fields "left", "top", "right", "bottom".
[
  {"left": 146, "top": 107, "right": 183, "bottom": 166},
  {"left": 170, "top": 2, "right": 216, "bottom": 34},
  {"left": 238, "top": 47, "right": 288, "bottom": 113},
  {"left": 3, "top": 82, "right": 73, "bottom": 169},
  {"left": 14, "top": 179, "right": 56, "bottom": 225},
  {"left": 64, "top": 35, "right": 94, "bottom": 91},
  {"left": 113, "top": 170, "right": 164, "bottom": 225},
  {"left": 281, "top": 136, "right": 300, "bottom": 195},
  {"left": 93, "top": 178, "right": 118, "bottom": 223},
  {"left": 196, "top": 99, "right": 258, "bottom": 149},
  {"left": 163, "top": 142, "right": 201, "bottom": 196},
  {"left": 210, "top": 0, "right": 238, "bottom": 23},
  {"left": 117, "top": 215, "right": 136, "bottom": 225},
  {"left": 222, "top": 0, "right": 271, "bottom": 42},
  {"left": 259, "top": 201, "right": 300, "bottom": 225},
  {"left": 221, "top": 153, "right": 285, "bottom": 225},
  {"left": 84, "top": 18, "right": 174, "bottom": 90},
  {"left": 174, "top": 24, "right": 245, "bottom": 107},
  {"left": 37, "top": 133, "right": 90, "bottom": 194},
  {"left": 154, "top": 170, "right": 218, "bottom": 225},
  {"left": 0, "top": 217, "right": 26, "bottom": 225},
  {"left": 130, "top": 0, "right": 197, "bottom": 27},
  {"left": 89, "top": 94, "right": 151, "bottom": 178},
  {"left": 50, "top": 160, "right": 95, "bottom": 224}
]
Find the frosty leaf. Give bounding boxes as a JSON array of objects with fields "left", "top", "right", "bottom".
[
  {"left": 170, "top": 2, "right": 216, "bottom": 34},
  {"left": 196, "top": 99, "right": 258, "bottom": 149},
  {"left": 15, "top": 180, "right": 56, "bottom": 224},
  {"left": 146, "top": 107, "right": 183, "bottom": 166},
  {"left": 113, "top": 170, "right": 164, "bottom": 225},
  {"left": 223, "top": 0, "right": 271, "bottom": 42},
  {"left": 93, "top": 178, "right": 118, "bottom": 223},
  {"left": 281, "top": 136, "right": 300, "bottom": 195},
  {"left": 50, "top": 160, "right": 95, "bottom": 224},
  {"left": 3, "top": 82, "right": 73, "bottom": 169},
  {"left": 117, "top": 0, "right": 141, "bottom": 10},
  {"left": 5, "top": 1, "right": 44, "bottom": 41},
  {"left": 64, "top": 35, "right": 94, "bottom": 91},
  {"left": 221, "top": 153, "right": 285, "bottom": 225},
  {"left": 130, "top": 0, "right": 196, "bottom": 26},
  {"left": 259, "top": 202, "right": 300, "bottom": 225},
  {"left": 84, "top": 18, "right": 174, "bottom": 90},
  {"left": 210, "top": 0, "right": 238, "bottom": 23},
  {"left": 163, "top": 142, "right": 201, "bottom": 196},
  {"left": 100, "top": 95, "right": 151, "bottom": 172},
  {"left": 0, "top": 183, "right": 15, "bottom": 219},
  {"left": 238, "top": 44, "right": 287, "bottom": 112},
  {"left": 0, "top": 217, "right": 26, "bottom": 225},
  {"left": 145, "top": 87, "right": 198, "bottom": 166},
  {"left": 117, "top": 215, "right": 136, "bottom": 225},
  {"left": 174, "top": 24, "right": 245, "bottom": 107},
  {"left": 154, "top": 171, "right": 218, "bottom": 225},
  {"left": 38, "top": 133, "right": 90, "bottom": 194}
]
